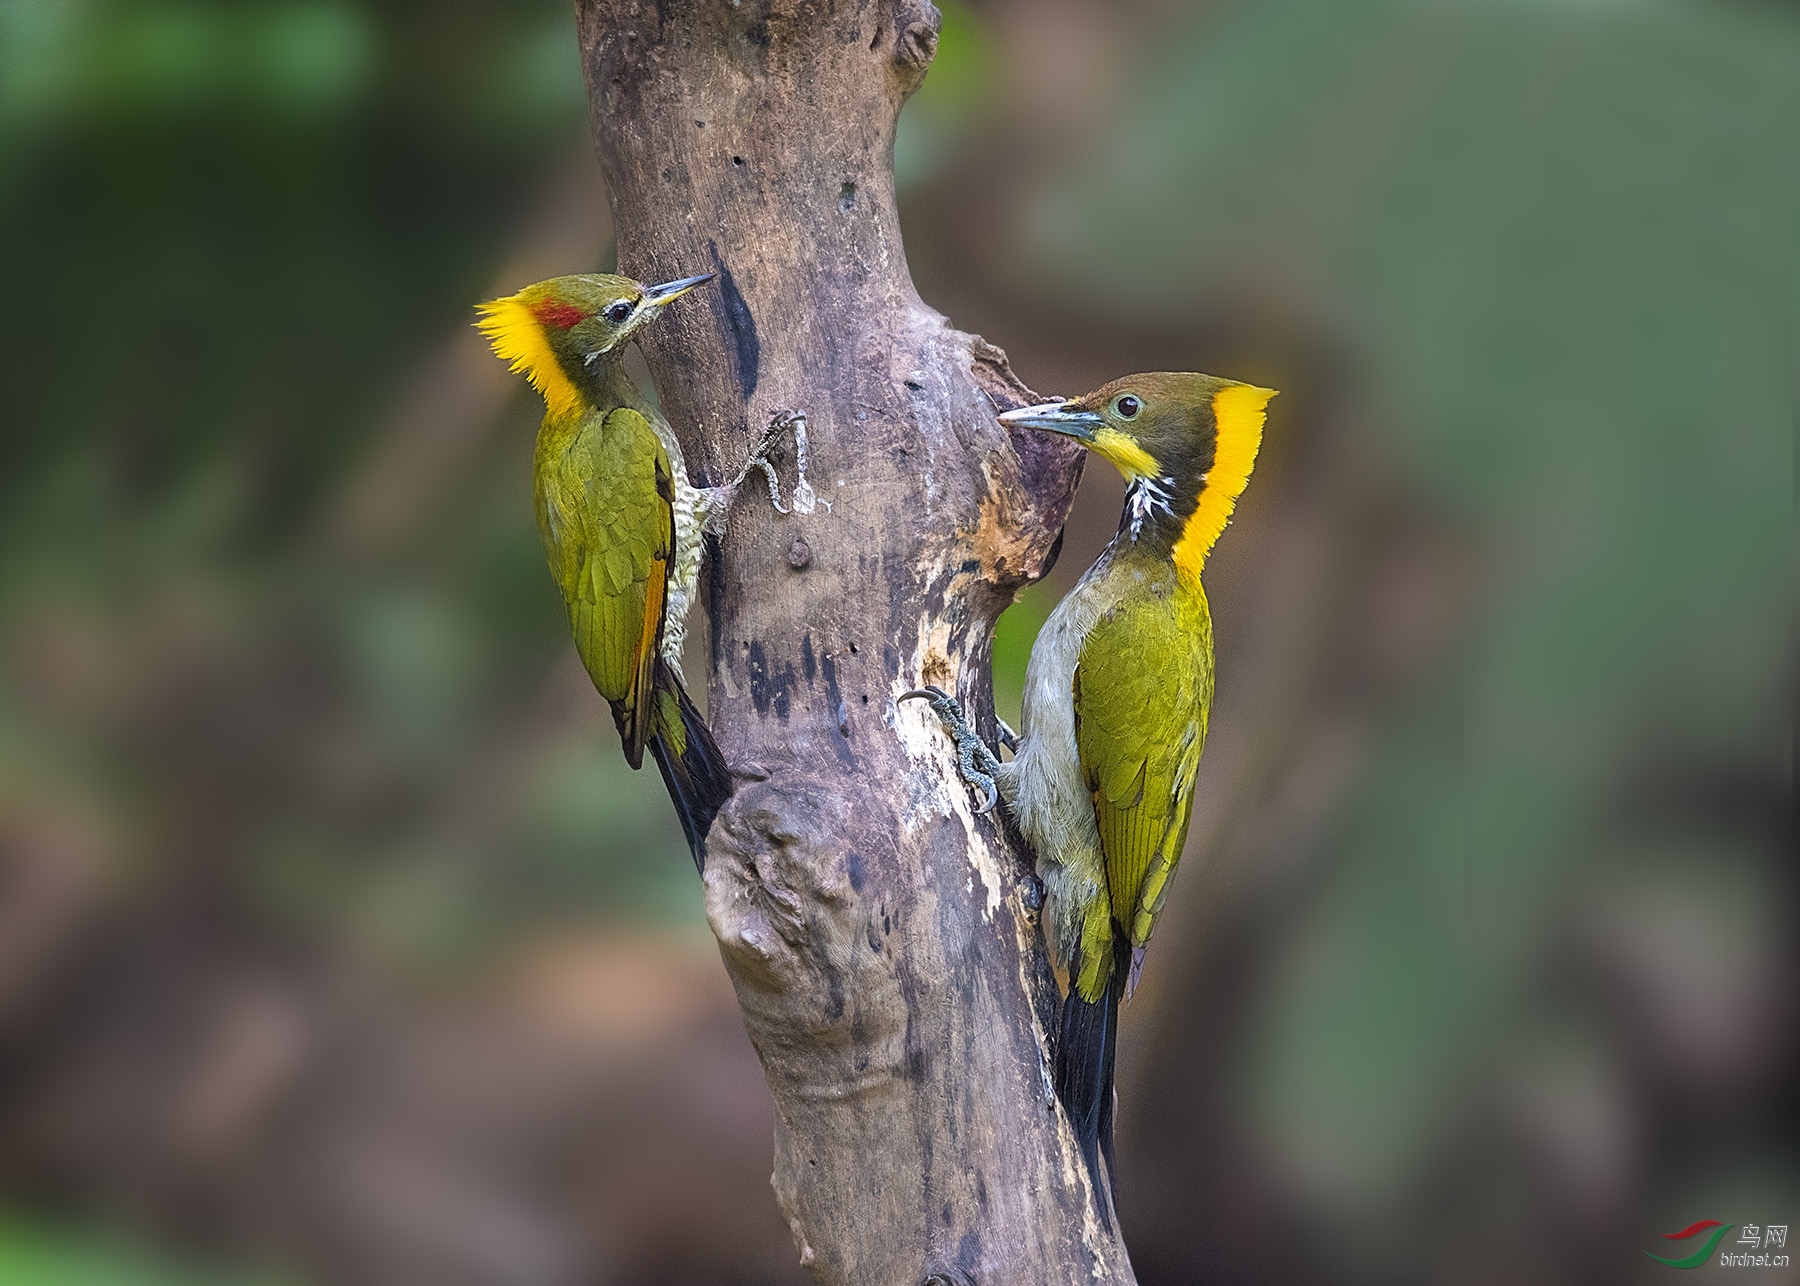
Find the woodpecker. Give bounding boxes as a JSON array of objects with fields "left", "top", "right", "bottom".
[
  {"left": 906, "top": 372, "right": 1273, "bottom": 1220},
  {"left": 478, "top": 271, "right": 801, "bottom": 869}
]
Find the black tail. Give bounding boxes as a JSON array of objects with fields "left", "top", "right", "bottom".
[
  {"left": 1056, "top": 933, "right": 1132, "bottom": 1230},
  {"left": 645, "top": 661, "right": 734, "bottom": 872}
]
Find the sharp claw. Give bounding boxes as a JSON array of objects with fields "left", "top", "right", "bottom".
[{"left": 899, "top": 686, "right": 950, "bottom": 704}]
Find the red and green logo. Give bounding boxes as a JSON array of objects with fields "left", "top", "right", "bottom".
[{"left": 1646, "top": 1221, "right": 1735, "bottom": 1268}]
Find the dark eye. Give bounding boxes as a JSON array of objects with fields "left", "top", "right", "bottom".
[
  {"left": 1115, "top": 395, "right": 1141, "bottom": 418},
  {"left": 605, "top": 301, "right": 634, "bottom": 324}
]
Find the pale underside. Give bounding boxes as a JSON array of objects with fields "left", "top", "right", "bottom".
[{"left": 655, "top": 420, "right": 708, "bottom": 679}]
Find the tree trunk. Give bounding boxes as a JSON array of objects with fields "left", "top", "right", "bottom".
[{"left": 576, "top": 3, "right": 1133, "bottom": 1281}]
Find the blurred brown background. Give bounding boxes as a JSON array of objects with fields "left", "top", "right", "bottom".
[{"left": 0, "top": 1, "right": 1792, "bottom": 1282}]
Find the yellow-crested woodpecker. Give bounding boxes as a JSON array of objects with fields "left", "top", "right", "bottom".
[
  {"left": 478, "top": 272, "right": 802, "bottom": 868},
  {"left": 907, "top": 372, "right": 1273, "bottom": 1220}
]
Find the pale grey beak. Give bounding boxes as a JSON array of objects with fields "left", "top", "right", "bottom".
[
  {"left": 641, "top": 272, "right": 717, "bottom": 306},
  {"left": 997, "top": 399, "right": 1103, "bottom": 444}
]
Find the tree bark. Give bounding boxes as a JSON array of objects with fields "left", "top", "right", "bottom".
[{"left": 576, "top": 3, "right": 1132, "bottom": 1282}]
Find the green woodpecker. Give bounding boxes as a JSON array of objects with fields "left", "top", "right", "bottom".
[
  {"left": 907, "top": 372, "right": 1273, "bottom": 1218},
  {"left": 477, "top": 272, "right": 800, "bottom": 869}
]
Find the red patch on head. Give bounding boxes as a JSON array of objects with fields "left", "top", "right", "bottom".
[{"left": 529, "top": 300, "right": 587, "bottom": 329}]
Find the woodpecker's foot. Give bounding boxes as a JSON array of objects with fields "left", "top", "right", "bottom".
[
  {"left": 995, "top": 714, "right": 1020, "bottom": 755},
  {"left": 736, "top": 411, "right": 795, "bottom": 515},
  {"left": 709, "top": 410, "right": 822, "bottom": 532},
  {"left": 899, "top": 685, "right": 1004, "bottom": 814}
]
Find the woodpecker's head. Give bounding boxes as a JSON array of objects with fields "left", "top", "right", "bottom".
[
  {"left": 1000, "top": 372, "right": 1276, "bottom": 578},
  {"left": 476, "top": 271, "right": 714, "bottom": 418}
]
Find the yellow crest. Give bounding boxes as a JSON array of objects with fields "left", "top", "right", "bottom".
[
  {"left": 476, "top": 293, "right": 585, "bottom": 421},
  {"left": 1172, "top": 383, "right": 1275, "bottom": 582}
]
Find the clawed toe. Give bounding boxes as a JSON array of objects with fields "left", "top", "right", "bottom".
[
  {"left": 995, "top": 715, "right": 1020, "bottom": 754},
  {"left": 735, "top": 410, "right": 820, "bottom": 516},
  {"left": 900, "top": 686, "right": 1003, "bottom": 815}
]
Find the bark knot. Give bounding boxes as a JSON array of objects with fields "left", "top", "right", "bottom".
[
  {"left": 705, "top": 782, "right": 864, "bottom": 1004},
  {"left": 889, "top": 3, "right": 942, "bottom": 95}
]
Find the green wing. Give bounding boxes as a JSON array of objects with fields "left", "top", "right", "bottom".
[
  {"left": 1073, "top": 585, "right": 1215, "bottom": 963},
  {"left": 537, "top": 406, "right": 675, "bottom": 768}
]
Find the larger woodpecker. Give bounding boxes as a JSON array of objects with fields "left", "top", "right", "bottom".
[
  {"left": 477, "top": 272, "right": 800, "bottom": 869},
  {"left": 907, "top": 372, "right": 1273, "bottom": 1220}
]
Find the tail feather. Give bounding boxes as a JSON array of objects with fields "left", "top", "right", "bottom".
[
  {"left": 645, "top": 661, "right": 734, "bottom": 872},
  {"left": 1056, "top": 933, "right": 1133, "bottom": 1230}
]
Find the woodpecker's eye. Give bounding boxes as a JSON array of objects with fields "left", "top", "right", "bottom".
[
  {"left": 605, "top": 300, "right": 634, "bottom": 324},
  {"left": 1114, "top": 395, "right": 1141, "bottom": 419}
]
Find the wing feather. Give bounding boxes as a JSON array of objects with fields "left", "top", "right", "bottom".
[
  {"left": 537, "top": 406, "right": 675, "bottom": 769},
  {"left": 1073, "top": 586, "right": 1214, "bottom": 955}
]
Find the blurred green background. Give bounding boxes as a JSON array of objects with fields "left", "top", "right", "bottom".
[{"left": 1, "top": 1, "right": 1792, "bottom": 1283}]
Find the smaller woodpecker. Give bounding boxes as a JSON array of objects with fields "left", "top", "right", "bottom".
[
  {"left": 478, "top": 271, "right": 804, "bottom": 868},
  {"left": 906, "top": 372, "right": 1273, "bottom": 1223}
]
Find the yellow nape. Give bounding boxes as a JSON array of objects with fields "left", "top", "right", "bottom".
[
  {"left": 476, "top": 293, "right": 586, "bottom": 421},
  {"left": 1172, "top": 382, "right": 1276, "bottom": 582},
  {"left": 1092, "top": 426, "right": 1159, "bottom": 479}
]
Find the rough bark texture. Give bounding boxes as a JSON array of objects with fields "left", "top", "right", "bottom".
[{"left": 575, "top": 3, "right": 1133, "bottom": 1282}]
